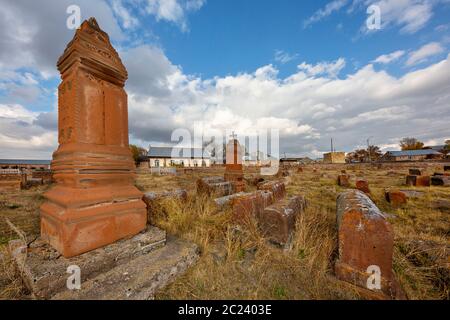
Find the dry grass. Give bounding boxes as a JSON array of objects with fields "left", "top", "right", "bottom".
[{"left": 0, "top": 163, "right": 448, "bottom": 300}]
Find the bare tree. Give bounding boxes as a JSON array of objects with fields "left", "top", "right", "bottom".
[{"left": 400, "top": 137, "right": 424, "bottom": 151}]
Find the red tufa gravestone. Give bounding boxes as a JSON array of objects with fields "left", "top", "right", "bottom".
[
  {"left": 224, "top": 137, "right": 245, "bottom": 192},
  {"left": 231, "top": 190, "right": 274, "bottom": 223},
  {"left": 406, "top": 175, "right": 417, "bottom": 186},
  {"left": 258, "top": 195, "right": 306, "bottom": 246},
  {"left": 335, "top": 190, "right": 401, "bottom": 298},
  {"left": 416, "top": 176, "right": 431, "bottom": 187},
  {"left": 40, "top": 18, "right": 147, "bottom": 258},
  {"left": 385, "top": 190, "right": 408, "bottom": 207},
  {"left": 356, "top": 179, "right": 370, "bottom": 194},
  {"left": 337, "top": 174, "right": 350, "bottom": 187},
  {"left": 257, "top": 180, "right": 286, "bottom": 201}
]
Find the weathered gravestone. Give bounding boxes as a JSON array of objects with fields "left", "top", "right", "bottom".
[
  {"left": 257, "top": 180, "right": 286, "bottom": 201},
  {"left": 224, "top": 137, "right": 245, "bottom": 192},
  {"left": 259, "top": 195, "right": 307, "bottom": 246},
  {"left": 9, "top": 18, "right": 199, "bottom": 300},
  {"left": 356, "top": 179, "right": 370, "bottom": 194},
  {"left": 337, "top": 174, "right": 350, "bottom": 187},
  {"left": 431, "top": 175, "right": 450, "bottom": 187},
  {"left": 40, "top": 18, "right": 147, "bottom": 258},
  {"left": 335, "top": 190, "right": 403, "bottom": 298},
  {"left": 0, "top": 169, "right": 25, "bottom": 191}
]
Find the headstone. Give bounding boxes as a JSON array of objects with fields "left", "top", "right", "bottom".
[
  {"left": 224, "top": 137, "right": 245, "bottom": 192},
  {"left": 335, "top": 190, "right": 397, "bottom": 297},
  {"left": 416, "top": 176, "right": 431, "bottom": 187},
  {"left": 231, "top": 190, "right": 274, "bottom": 223},
  {"left": 431, "top": 176, "right": 450, "bottom": 187},
  {"left": 196, "top": 177, "right": 235, "bottom": 197},
  {"left": 337, "top": 174, "right": 350, "bottom": 187},
  {"left": 40, "top": 18, "right": 147, "bottom": 258},
  {"left": 406, "top": 175, "right": 417, "bottom": 186},
  {"left": 385, "top": 190, "right": 407, "bottom": 207},
  {"left": 0, "top": 170, "right": 24, "bottom": 191},
  {"left": 356, "top": 179, "right": 370, "bottom": 194},
  {"left": 143, "top": 189, "right": 188, "bottom": 224},
  {"left": 32, "top": 170, "right": 53, "bottom": 184},
  {"left": 257, "top": 180, "right": 286, "bottom": 201},
  {"left": 258, "top": 195, "right": 307, "bottom": 246}
]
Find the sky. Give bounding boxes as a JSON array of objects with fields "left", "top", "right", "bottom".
[{"left": 0, "top": 0, "right": 450, "bottom": 159}]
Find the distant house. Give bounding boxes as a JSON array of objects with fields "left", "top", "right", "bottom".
[
  {"left": 382, "top": 150, "right": 444, "bottom": 162},
  {"left": 141, "top": 146, "right": 211, "bottom": 168},
  {"left": 0, "top": 159, "right": 51, "bottom": 171},
  {"left": 279, "top": 157, "right": 314, "bottom": 166},
  {"left": 323, "top": 152, "right": 346, "bottom": 164}
]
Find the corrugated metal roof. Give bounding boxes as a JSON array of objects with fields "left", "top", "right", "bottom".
[
  {"left": 385, "top": 150, "right": 443, "bottom": 156},
  {"left": 147, "top": 146, "right": 210, "bottom": 159},
  {"left": 0, "top": 159, "right": 51, "bottom": 165}
]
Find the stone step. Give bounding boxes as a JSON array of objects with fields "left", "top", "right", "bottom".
[
  {"left": 10, "top": 226, "right": 167, "bottom": 299},
  {"left": 51, "top": 236, "right": 199, "bottom": 300}
]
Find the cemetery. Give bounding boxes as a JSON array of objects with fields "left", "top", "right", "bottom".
[{"left": 0, "top": 17, "right": 449, "bottom": 302}]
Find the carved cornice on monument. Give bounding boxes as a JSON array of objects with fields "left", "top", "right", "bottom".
[{"left": 57, "top": 17, "right": 127, "bottom": 87}]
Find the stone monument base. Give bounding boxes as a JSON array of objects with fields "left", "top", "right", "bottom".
[{"left": 9, "top": 226, "right": 199, "bottom": 300}]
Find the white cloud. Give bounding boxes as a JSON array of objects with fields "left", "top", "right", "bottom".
[
  {"left": 145, "top": 0, "right": 206, "bottom": 31},
  {"left": 111, "top": 0, "right": 139, "bottom": 29},
  {"left": 406, "top": 42, "right": 445, "bottom": 66},
  {"left": 303, "top": 0, "right": 349, "bottom": 28},
  {"left": 372, "top": 50, "right": 405, "bottom": 64},
  {"left": 3, "top": 51, "right": 450, "bottom": 158},
  {"left": 297, "top": 58, "right": 346, "bottom": 78},
  {"left": 309, "top": 0, "right": 440, "bottom": 35},
  {"left": 361, "top": 0, "right": 434, "bottom": 34},
  {"left": 274, "top": 50, "right": 299, "bottom": 64}
]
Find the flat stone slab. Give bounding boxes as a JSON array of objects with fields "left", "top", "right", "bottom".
[
  {"left": 52, "top": 236, "right": 199, "bottom": 300},
  {"left": 10, "top": 226, "right": 167, "bottom": 299}
]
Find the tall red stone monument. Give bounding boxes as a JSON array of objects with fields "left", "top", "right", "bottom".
[
  {"left": 40, "top": 18, "right": 147, "bottom": 258},
  {"left": 224, "top": 135, "right": 245, "bottom": 192}
]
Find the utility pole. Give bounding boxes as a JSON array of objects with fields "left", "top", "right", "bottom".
[
  {"left": 367, "top": 137, "right": 373, "bottom": 162},
  {"left": 331, "top": 138, "right": 334, "bottom": 153}
]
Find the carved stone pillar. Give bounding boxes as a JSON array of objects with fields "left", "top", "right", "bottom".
[
  {"left": 40, "top": 18, "right": 146, "bottom": 258},
  {"left": 224, "top": 138, "right": 245, "bottom": 192}
]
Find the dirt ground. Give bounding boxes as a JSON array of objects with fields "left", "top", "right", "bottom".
[{"left": 0, "top": 162, "right": 449, "bottom": 300}]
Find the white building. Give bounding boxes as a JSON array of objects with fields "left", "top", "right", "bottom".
[{"left": 143, "top": 146, "right": 211, "bottom": 168}]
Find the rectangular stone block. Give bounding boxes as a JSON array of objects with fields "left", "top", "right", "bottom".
[
  {"left": 258, "top": 195, "right": 307, "bottom": 245},
  {"left": 337, "top": 174, "right": 350, "bottom": 187},
  {"left": 32, "top": 170, "right": 53, "bottom": 183},
  {"left": 385, "top": 190, "right": 407, "bottom": 207},
  {"left": 231, "top": 190, "right": 275, "bottom": 222},
  {"left": 356, "top": 179, "right": 370, "bottom": 194},
  {"left": 143, "top": 189, "right": 188, "bottom": 223},
  {"left": 257, "top": 180, "right": 286, "bottom": 201},
  {"left": 10, "top": 226, "right": 166, "bottom": 299},
  {"left": 431, "top": 176, "right": 450, "bottom": 187},
  {"left": 197, "top": 177, "right": 235, "bottom": 197},
  {"left": 336, "top": 190, "right": 395, "bottom": 297},
  {"left": 416, "top": 176, "right": 430, "bottom": 187},
  {"left": 0, "top": 180, "right": 21, "bottom": 191},
  {"left": 406, "top": 175, "right": 417, "bottom": 186}
]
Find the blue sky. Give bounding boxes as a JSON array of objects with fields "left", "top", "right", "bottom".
[{"left": 1, "top": 0, "right": 450, "bottom": 159}]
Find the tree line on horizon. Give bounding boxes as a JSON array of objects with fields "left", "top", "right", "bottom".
[{"left": 346, "top": 138, "right": 450, "bottom": 163}]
